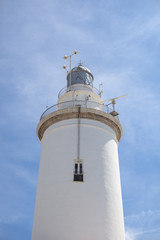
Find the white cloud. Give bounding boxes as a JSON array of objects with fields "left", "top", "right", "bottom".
[
  {"left": 125, "top": 228, "right": 137, "bottom": 240},
  {"left": 1, "top": 163, "right": 37, "bottom": 187},
  {"left": 0, "top": 1, "right": 160, "bottom": 239},
  {"left": 124, "top": 210, "right": 160, "bottom": 240},
  {"left": 14, "top": 165, "right": 37, "bottom": 186},
  {"left": 126, "top": 209, "right": 160, "bottom": 223},
  {"left": 0, "top": 214, "right": 23, "bottom": 225},
  {"left": 125, "top": 227, "right": 160, "bottom": 240}
]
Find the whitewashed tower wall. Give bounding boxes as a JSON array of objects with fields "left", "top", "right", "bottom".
[{"left": 32, "top": 64, "right": 125, "bottom": 240}]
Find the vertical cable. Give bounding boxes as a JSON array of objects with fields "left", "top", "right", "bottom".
[{"left": 77, "top": 106, "right": 81, "bottom": 160}]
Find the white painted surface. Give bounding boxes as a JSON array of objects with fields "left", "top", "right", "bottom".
[
  {"left": 32, "top": 118, "right": 125, "bottom": 240},
  {"left": 58, "top": 84, "right": 102, "bottom": 111}
]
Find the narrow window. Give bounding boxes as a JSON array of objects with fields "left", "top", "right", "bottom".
[
  {"left": 75, "top": 163, "right": 78, "bottom": 174},
  {"left": 80, "top": 163, "right": 83, "bottom": 174},
  {"left": 74, "top": 163, "right": 83, "bottom": 182}
]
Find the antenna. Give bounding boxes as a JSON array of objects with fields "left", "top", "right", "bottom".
[
  {"left": 62, "top": 50, "right": 78, "bottom": 89},
  {"left": 102, "top": 94, "right": 128, "bottom": 104},
  {"left": 99, "top": 82, "right": 103, "bottom": 97},
  {"left": 102, "top": 94, "right": 128, "bottom": 117},
  {"left": 78, "top": 60, "right": 83, "bottom": 66}
]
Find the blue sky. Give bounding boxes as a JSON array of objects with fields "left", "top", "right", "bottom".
[{"left": 0, "top": 0, "right": 160, "bottom": 239}]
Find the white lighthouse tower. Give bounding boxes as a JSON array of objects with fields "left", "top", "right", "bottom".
[{"left": 32, "top": 57, "right": 125, "bottom": 240}]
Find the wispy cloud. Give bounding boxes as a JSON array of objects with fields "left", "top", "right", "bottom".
[
  {"left": 13, "top": 165, "right": 37, "bottom": 186},
  {"left": 125, "top": 228, "right": 138, "bottom": 240},
  {"left": 125, "top": 209, "right": 160, "bottom": 225},
  {"left": 0, "top": 0, "right": 160, "bottom": 239},
  {"left": 0, "top": 214, "right": 23, "bottom": 225},
  {"left": 125, "top": 226, "right": 160, "bottom": 240},
  {"left": 124, "top": 210, "right": 160, "bottom": 240}
]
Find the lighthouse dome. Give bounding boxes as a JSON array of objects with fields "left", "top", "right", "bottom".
[{"left": 67, "top": 64, "right": 94, "bottom": 88}]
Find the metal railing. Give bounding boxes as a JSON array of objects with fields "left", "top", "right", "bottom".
[
  {"left": 40, "top": 100, "right": 118, "bottom": 120},
  {"left": 58, "top": 86, "right": 101, "bottom": 98}
]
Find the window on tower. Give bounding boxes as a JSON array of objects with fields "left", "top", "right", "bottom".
[{"left": 73, "top": 162, "right": 83, "bottom": 182}]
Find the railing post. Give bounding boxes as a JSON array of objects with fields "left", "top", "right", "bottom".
[{"left": 40, "top": 100, "right": 116, "bottom": 121}]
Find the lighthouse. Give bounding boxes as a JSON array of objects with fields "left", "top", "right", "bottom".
[{"left": 32, "top": 58, "right": 125, "bottom": 240}]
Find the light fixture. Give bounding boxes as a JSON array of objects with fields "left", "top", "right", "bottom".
[{"left": 62, "top": 65, "right": 67, "bottom": 69}]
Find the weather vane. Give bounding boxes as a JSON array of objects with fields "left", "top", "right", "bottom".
[{"left": 62, "top": 50, "right": 78, "bottom": 89}]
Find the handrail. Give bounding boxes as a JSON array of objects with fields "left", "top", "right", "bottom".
[
  {"left": 40, "top": 100, "right": 118, "bottom": 121},
  {"left": 58, "top": 87, "right": 66, "bottom": 98},
  {"left": 58, "top": 86, "right": 101, "bottom": 98}
]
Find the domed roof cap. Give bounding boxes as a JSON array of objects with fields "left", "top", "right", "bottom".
[{"left": 67, "top": 64, "right": 94, "bottom": 88}]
